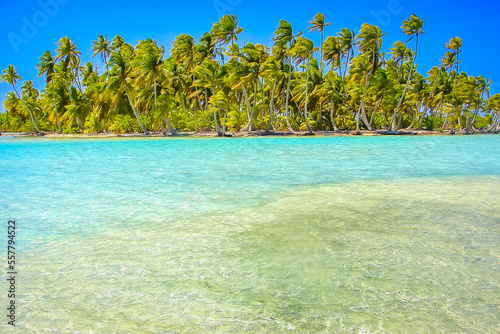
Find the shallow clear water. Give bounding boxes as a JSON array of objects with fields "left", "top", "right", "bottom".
[{"left": 1, "top": 135, "right": 499, "bottom": 332}]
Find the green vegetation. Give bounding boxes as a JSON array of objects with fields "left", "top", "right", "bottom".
[{"left": 1, "top": 14, "right": 499, "bottom": 135}]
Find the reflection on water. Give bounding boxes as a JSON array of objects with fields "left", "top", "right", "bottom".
[{"left": 0, "top": 136, "right": 499, "bottom": 332}]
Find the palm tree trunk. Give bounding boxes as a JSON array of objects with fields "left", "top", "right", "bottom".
[
  {"left": 241, "top": 85, "right": 256, "bottom": 131},
  {"left": 358, "top": 73, "right": 372, "bottom": 131},
  {"left": 204, "top": 88, "right": 209, "bottom": 113},
  {"left": 252, "top": 82, "right": 258, "bottom": 128},
  {"left": 104, "top": 54, "right": 109, "bottom": 74},
  {"left": 285, "top": 56, "right": 294, "bottom": 132},
  {"left": 389, "top": 34, "right": 419, "bottom": 131},
  {"left": 159, "top": 123, "right": 168, "bottom": 136},
  {"left": 330, "top": 103, "right": 339, "bottom": 131},
  {"left": 355, "top": 103, "right": 361, "bottom": 133},
  {"left": 442, "top": 112, "right": 449, "bottom": 130},
  {"left": 266, "top": 80, "right": 276, "bottom": 133},
  {"left": 13, "top": 85, "right": 39, "bottom": 133},
  {"left": 304, "top": 59, "right": 312, "bottom": 132},
  {"left": 418, "top": 107, "right": 428, "bottom": 129},
  {"left": 488, "top": 113, "right": 499, "bottom": 133},
  {"left": 17, "top": 116, "right": 25, "bottom": 128},
  {"left": 51, "top": 80, "right": 62, "bottom": 133},
  {"left": 318, "top": 102, "right": 323, "bottom": 130},
  {"left": 320, "top": 30, "right": 324, "bottom": 73},
  {"left": 487, "top": 113, "right": 499, "bottom": 132},
  {"left": 213, "top": 109, "right": 223, "bottom": 136},
  {"left": 125, "top": 90, "right": 149, "bottom": 135},
  {"left": 369, "top": 98, "right": 382, "bottom": 128},
  {"left": 342, "top": 48, "right": 351, "bottom": 91},
  {"left": 465, "top": 111, "right": 473, "bottom": 134},
  {"left": 164, "top": 117, "right": 177, "bottom": 135},
  {"left": 360, "top": 99, "right": 372, "bottom": 130},
  {"left": 457, "top": 110, "right": 463, "bottom": 132},
  {"left": 242, "top": 86, "right": 252, "bottom": 120},
  {"left": 154, "top": 81, "right": 157, "bottom": 108},
  {"left": 407, "top": 99, "right": 422, "bottom": 130},
  {"left": 471, "top": 108, "right": 480, "bottom": 131}
]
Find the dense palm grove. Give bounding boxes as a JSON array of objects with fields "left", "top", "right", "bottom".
[{"left": 1, "top": 13, "right": 499, "bottom": 135}]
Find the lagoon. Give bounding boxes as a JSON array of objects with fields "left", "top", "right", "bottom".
[{"left": 1, "top": 136, "right": 499, "bottom": 332}]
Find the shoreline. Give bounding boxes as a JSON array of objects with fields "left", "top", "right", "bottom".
[{"left": 1, "top": 129, "right": 498, "bottom": 139}]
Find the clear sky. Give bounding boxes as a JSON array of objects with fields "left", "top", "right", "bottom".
[{"left": 0, "top": 0, "right": 499, "bottom": 112}]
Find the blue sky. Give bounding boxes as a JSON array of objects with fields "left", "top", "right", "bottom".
[{"left": 0, "top": 0, "right": 499, "bottom": 111}]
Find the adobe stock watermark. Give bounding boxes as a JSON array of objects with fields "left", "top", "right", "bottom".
[
  {"left": 213, "top": 0, "right": 242, "bottom": 17},
  {"left": 369, "top": 0, "right": 412, "bottom": 28},
  {"left": 7, "top": 0, "right": 70, "bottom": 54}
]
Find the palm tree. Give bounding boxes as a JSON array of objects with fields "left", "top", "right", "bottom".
[
  {"left": 486, "top": 94, "right": 500, "bottom": 133},
  {"left": 323, "top": 36, "right": 342, "bottom": 75},
  {"left": 211, "top": 14, "right": 244, "bottom": 65},
  {"left": 272, "top": 19, "right": 302, "bottom": 132},
  {"left": 3, "top": 92, "right": 25, "bottom": 131},
  {"left": 261, "top": 56, "right": 282, "bottom": 132},
  {"left": 237, "top": 42, "right": 268, "bottom": 131},
  {"left": 111, "top": 35, "right": 125, "bottom": 51},
  {"left": 91, "top": 34, "right": 112, "bottom": 72},
  {"left": 61, "top": 86, "right": 88, "bottom": 130},
  {"left": 446, "top": 37, "right": 463, "bottom": 88},
  {"left": 172, "top": 34, "right": 196, "bottom": 71},
  {"left": 355, "top": 23, "right": 385, "bottom": 132},
  {"left": 337, "top": 28, "right": 356, "bottom": 84},
  {"left": 209, "top": 90, "right": 230, "bottom": 136},
  {"left": 466, "top": 75, "right": 490, "bottom": 133},
  {"left": 55, "top": 36, "right": 83, "bottom": 91},
  {"left": 290, "top": 36, "right": 318, "bottom": 132},
  {"left": 0, "top": 65, "right": 40, "bottom": 133},
  {"left": 307, "top": 13, "right": 330, "bottom": 68},
  {"left": 2, "top": 13, "right": 499, "bottom": 134},
  {"left": 318, "top": 71, "right": 342, "bottom": 130},
  {"left": 389, "top": 14, "right": 424, "bottom": 131},
  {"left": 212, "top": 14, "right": 244, "bottom": 47},
  {"left": 134, "top": 40, "right": 165, "bottom": 109},
  {"left": 107, "top": 52, "right": 150, "bottom": 135},
  {"left": 193, "top": 59, "right": 223, "bottom": 135},
  {"left": 37, "top": 50, "right": 62, "bottom": 133}
]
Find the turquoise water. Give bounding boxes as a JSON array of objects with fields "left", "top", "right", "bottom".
[{"left": 1, "top": 135, "right": 499, "bottom": 332}]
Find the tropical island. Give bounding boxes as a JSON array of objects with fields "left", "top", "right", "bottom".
[{"left": 1, "top": 13, "right": 499, "bottom": 137}]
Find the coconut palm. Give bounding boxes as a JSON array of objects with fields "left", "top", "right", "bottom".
[
  {"left": 337, "top": 28, "right": 356, "bottom": 83},
  {"left": 486, "top": 94, "right": 500, "bottom": 133},
  {"left": 465, "top": 75, "right": 490, "bottom": 133},
  {"left": 323, "top": 36, "right": 342, "bottom": 74},
  {"left": 307, "top": 13, "right": 330, "bottom": 66},
  {"left": 0, "top": 65, "right": 40, "bottom": 133},
  {"left": 272, "top": 19, "right": 302, "bottom": 132},
  {"left": 91, "top": 34, "right": 112, "bottom": 72},
  {"left": 212, "top": 14, "right": 244, "bottom": 47},
  {"left": 134, "top": 39, "right": 165, "bottom": 109},
  {"left": 3, "top": 92, "right": 25, "bottom": 131},
  {"left": 209, "top": 90, "right": 230, "bottom": 136},
  {"left": 172, "top": 34, "right": 196, "bottom": 70},
  {"left": 37, "top": 50, "right": 62, "bottom": 133},
  {"left": 193, "top": 59, "right": 223, "bottom": 134},
  {"left": 1, "top": 13, "right": 498, "bottom": 134},
  {"left": 61, "top": 86, "right": 89, "bottom": 129},
  {"left": 354, "top": 23, "right": 385, "bottom": 132},
  {"left": 446, "top": 37, "right": 463, "bottom": 88},
  {"left": 290, "top": 37, "right": 318, "bottom": 132},
  {"left": 106, "top": 52, "right": 150, "bottom": 135},
  {"left": 55, "top": 36, "right": 83, "bottom": 92},
  {"left": 389, "top": 14, "right": 424, "bottom": 131},
  {"left": 261, "top": 56, "right": 282, "bottom": 132},
  {"left": 111, "top": 35, "right": 125, "bottom": 51}
]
